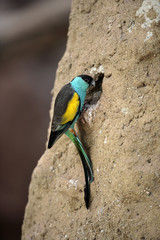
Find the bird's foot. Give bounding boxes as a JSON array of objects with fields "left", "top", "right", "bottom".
[{"left": 69, "top": 128, "right": 77, "bottom": 137}]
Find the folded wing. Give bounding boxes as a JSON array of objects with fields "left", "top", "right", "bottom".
[{"left": 48, "top": 83, "right": 80, "bottom": 148}]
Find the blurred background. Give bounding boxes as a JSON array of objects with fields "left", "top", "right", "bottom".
[{"left": 0, "top": 0, "right": 71, "bottom": 239}]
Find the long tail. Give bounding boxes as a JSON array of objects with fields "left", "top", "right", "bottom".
[
  {"left": 65, "top": 129, "right": 94, "bottom": 209},
  {"left": 74, "top": 135, "right": 94, "bottom": 182}
]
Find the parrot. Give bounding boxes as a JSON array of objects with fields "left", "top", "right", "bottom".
[{"left": 48, "top": 75, "right": 95, "bottom": 208}]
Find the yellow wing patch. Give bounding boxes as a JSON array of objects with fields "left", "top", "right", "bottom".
[{"left": 61, "top": 92, "right": 80, "bottom": 124}]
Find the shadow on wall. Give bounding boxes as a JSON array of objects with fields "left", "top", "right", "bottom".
[{"left": 0, "top": 0, "right": 71, "bottom": 239}]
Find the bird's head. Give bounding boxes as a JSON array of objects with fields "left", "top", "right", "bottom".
[{"left": 71, "top": 75, "right": 95, "bottom": 92}]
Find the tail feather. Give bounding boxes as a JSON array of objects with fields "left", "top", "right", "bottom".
[
  {"left": 75, "top": 136, "right": 94, "bottom": 182},
  {"left": 74, "top": 140, "right": 91, "bottom": 209},
  {"left": 65, "top": 129, "right": 94, "bottom": 209}
]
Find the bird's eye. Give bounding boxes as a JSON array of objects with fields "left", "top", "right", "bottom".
[{"left": 85, "top": 79, "right": 90, "bottom": 84}]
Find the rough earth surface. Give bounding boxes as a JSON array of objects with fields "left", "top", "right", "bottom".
[{"left": 22, "top": 0, "right": 160, "bottom": 239}]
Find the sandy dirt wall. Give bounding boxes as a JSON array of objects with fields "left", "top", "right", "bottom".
[{"left": 22, "top": 0, "right": 160, "bottom": 239}]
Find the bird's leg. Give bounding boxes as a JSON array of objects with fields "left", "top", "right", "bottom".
[{"left": 69, "top": 128, "right": 77, "bottom": 137}]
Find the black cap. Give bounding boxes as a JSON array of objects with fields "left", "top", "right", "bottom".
[{"left": 77, "top": 75, "right": 93, "bottom": 85}]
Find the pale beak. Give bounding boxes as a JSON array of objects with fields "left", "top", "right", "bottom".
[{"left": 91, "top": 79, "right": 95, "bottom": 86}]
